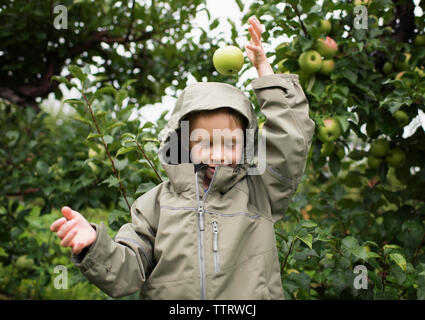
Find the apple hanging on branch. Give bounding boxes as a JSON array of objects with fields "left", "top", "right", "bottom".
[{"left": 317, "top": 118, "right": 342, "bottom": 143}]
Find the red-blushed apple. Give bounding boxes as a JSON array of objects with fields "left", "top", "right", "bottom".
[
  {"left": 298, "top": 50, "right": 323, "bottom": 74},
  {"left": 386, "top": 148, "right": 406, "bottom": 168},
  {"left": 317, "top": 118, "right": 341, "bottom": 143},
  {"left": 315, "top": 37, "right": 338, "bottom": 59},
  {"left": 369, "top": 139, "right": 390, "bottom": 158},
  {"left": 318, "top": 59, "right": 335, "bottom": 75},
  {"left": 213, "top": 45, "right": 244, "bottom": 76}
]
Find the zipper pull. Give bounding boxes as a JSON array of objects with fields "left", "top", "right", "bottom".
[
  {"left": 198, "top": 200, "right": 204, "bottom": 231},
  {"left": 212, "top": 221, "right": 218, "bottom": 252}
]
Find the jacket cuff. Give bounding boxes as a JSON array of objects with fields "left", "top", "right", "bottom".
[
  {"left": 251, "top": 73, "right": 299, "bottom": 90},
  {"left": 70, "top": 222, "right": 106, "bottom": 272}
]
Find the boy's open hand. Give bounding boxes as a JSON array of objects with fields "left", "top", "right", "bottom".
[
  {"left": 50, "top": 206, "right": 96, "bottom": 255},
  {"left": 245, "top": 16, "right": 273, "bottom": 77},
  {"left": 245, "top": 16, "right": 268, "bottom": 68}
]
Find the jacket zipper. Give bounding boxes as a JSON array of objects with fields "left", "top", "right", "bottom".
[
  {"left": 195, "top": 166, "right": 219, "bottom": 300},
  {"left": 212, "top": 221, "right": 220, "bottom": 273}
]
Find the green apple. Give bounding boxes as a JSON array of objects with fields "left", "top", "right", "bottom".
[
  {"left": 15, "top": 255, "right": 35, "bottom": 271},
  {"left": 393, "top": 110, "right": 410, "bottom": 127},
  {"left": 369, "top": 139, "right": 390, "bottom": 158},
  {"left": 368, "top": 15, "right": 379, "bottom": 28},
  {"left": 383, "top": 26, "right": 393, "bottom": 35},
  {"left": 386, "top": 148, "right": 406, "bottom": 168},
  {"left": 395, "top": 52, "right": 411, "bottom": 71},
  {"left": 317, "top": 118, "right": 341, "bottom": 143},
  {"left": 415, "top": 66, "right": 425, "bottom": 78},
  {"left": 335, "top": 145, "right": 345, "bottom": 159},
  {"left": 368, "top": 155, "right": 383, "bottom": 169},
  {"left": 213, "top": 45, "right": 244, "bottom": 76},
  {"left": 414, "top": 34, "right": 425, "bottom": 46},
  {"left": 315, "top": 37, "right": 338, "bottom": 59},
  {"left": 298, "top": 50, "right": 323, "bottom": 74},
  {"left": 382, "top": 62, "right": 393, "bottom": 75},
  {"left": 321, "top": 142, "right": 335, "bottom": 157},
  {"left": 318, "top": 19, "right": 332, "bottom": 35},
  {"left": 277, "top": 58, "right": 290, "bottom": 73},
  {"left": 318, "top": 59, "right": 335, "bottom": 75}
]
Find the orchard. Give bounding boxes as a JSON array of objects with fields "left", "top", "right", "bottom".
[{"left": 1, "top": 0, "right": 425, "bottom": 300}]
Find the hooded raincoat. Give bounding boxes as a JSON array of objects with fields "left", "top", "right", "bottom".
[{"left": 71, "top": 73, "right": 315, "bottom": 300}]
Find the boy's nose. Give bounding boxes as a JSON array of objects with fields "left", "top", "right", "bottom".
[{"left": 210, "top": 145, "right": 225, "bottom": 164}]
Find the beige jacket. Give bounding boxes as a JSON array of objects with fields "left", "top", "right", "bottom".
[{"left": 71, "top": 74, "right": 315, "bottom": 300}]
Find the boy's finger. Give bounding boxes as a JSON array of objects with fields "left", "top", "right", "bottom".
[
  {"left": 72, "top": 242, "right": 85, "bottom": 255},
  {"left": 249, "top": 16, "right": 263, "bottom": 35},
  {"left": 61, "top": 206, "right": 76, "bottom": 220},
  {"left": 248, "top": 26, "right": 261, "bottom": 46},
  {"left": 60, "top": 228, "right": 77, "bottom": 247},
  {"left": 50, "top": 217, "right": 67, "bottom": 232},
  {"left": 57, "top": 218, "right": 78, "bottom": 239}
]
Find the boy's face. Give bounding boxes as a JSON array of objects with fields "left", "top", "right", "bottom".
[{"left": 188, "top": 110, "right": 244, "bottom": 181}]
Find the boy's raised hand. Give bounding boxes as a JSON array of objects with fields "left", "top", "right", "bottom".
[
  {"left": 245, "top": 16, "right": 267, "bottom": 67},
  {"left": 50, "top": 206, "right": 96, "bottom": 255},
  {"left": 245, "top": 16, "right": 274, "bottom": 77}
]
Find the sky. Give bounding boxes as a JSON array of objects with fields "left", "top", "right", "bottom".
[{"left": 41, "top": 0, "right": 424, "bottom": 138}]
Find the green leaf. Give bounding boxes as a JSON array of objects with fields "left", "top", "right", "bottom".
[
  {"left": 51, "top": 75, "right": 75, "bottom": 88},
  {"left": 68, "top": 64, "right": 87, "bottom": 82},
  {"left": 300, "top": 220, "right": 317, "bottom": 228},
  {"left": 116, "top": 89, "right": 128, "bottom": 106},
  {"left": 296, "top": 233, "right": 313, "bottom": 249},
  {"left": 340, "top": 69, "right": 357, "bottom": 84},
  {"left": 86, "top": 132, "right": 102, "bottom": 140},
  {"left": 114, "top": 157, "right": 128, "bottom": 171},
  {"left": 103, "top": 135, "right": 113, "bottom": 145},
  {"left": 235, "top": 0, "right": 244, "bottom": 11},
  {"left": 101, "top": 175, "right": 120, "bottom": 188},
  {"left": 35, "top": 160, "right": 49, "bottom": 176},
  {"left": 89, "top": 86, "right": 118, "bottom": 104},
  {"left": 116, "top": 146, "right": 137, "bottom": 157},
  {"left": 336, "top": 115, "right": 349, "bottom": 133},
  {"left": 106, "top": 121, "right": 126, "bottom": 132},
  {"left": 64, "top": 99, "right": 85, "bottom": 107},
  {"left": 209, "top": 18, "right": 220, "bottom": 30},
  {"left": 389, "top": 253, "right": 407, "bottom": 272}
]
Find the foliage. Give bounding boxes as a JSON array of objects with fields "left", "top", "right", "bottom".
[
  {"left": 1, "top": 0, "right": 425, "bottom": 300},
  {"left": 243, "top": 0, "right": 425, "bottom": 299}
]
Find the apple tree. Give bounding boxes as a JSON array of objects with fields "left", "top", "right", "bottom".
[{"left": 242, "top": 0, "right": 425, "bottom": 299}]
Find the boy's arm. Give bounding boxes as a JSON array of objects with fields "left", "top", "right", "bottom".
[
  {"left": 71, "top": 194, "right": 157, "bottom": 298},
  {"left": 245, "top": 16, "right": 315, "bottom": 223},
  {"left": 251, "top": 72, "right": 315, "bottom": 223}
]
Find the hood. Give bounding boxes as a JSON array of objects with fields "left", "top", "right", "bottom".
[{"left": 158, "top": 81, "right": 259, "bottom": 193}]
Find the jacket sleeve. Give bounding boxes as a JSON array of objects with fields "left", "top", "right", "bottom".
[
  {"left": 250, "top": 73, "right": 315, "bottom": 223},
  {"left": 70, "top": 194, "right": 157, "bottom": 298}
]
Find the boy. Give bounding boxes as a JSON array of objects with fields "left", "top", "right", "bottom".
[{"left": 50, "top": 16, "right": 315, "bottom": 299}]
